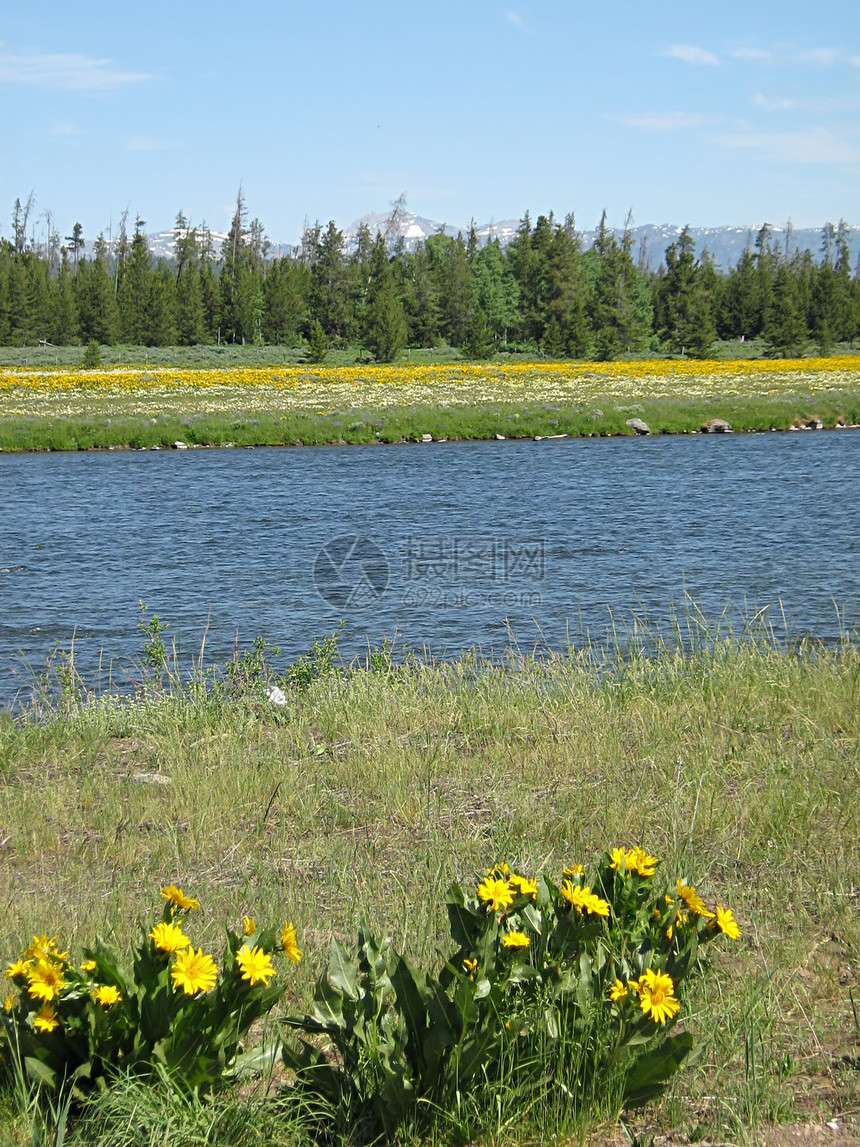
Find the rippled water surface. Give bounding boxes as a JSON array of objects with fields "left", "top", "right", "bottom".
[{"left": 2, "top": 432, "right": 858, "bottom": 704}]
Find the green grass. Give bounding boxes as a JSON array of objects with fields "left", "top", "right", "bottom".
[
  {"left": 0, "top": 338, "right": 858, "bottom": 370},
  {"left": 0, "top": 343, "right": 469, "bottom": 370},
  {"left": 1, "top": 393, "right": 859, "bottom": 453},
  {"left": 1, "top": 615, "right": 859, "bottom": 1143}
]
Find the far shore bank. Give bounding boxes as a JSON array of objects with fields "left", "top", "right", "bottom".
[
  {"left": 2, "top": 356, "right": 859, "bottom": 452},
  {"left": 1, "top": 399, "right": 859, "bottom": 453}
]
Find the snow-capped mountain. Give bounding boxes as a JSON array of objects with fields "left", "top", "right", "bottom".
[{"left": 75, "top": 212, "right": 859, "bottom": 272}]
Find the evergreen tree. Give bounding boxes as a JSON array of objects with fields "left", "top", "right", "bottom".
[
  {"left": 51, "top": 260, "right": 79, "bottom": 344},
  {"left": 587, "top": 212, "right": 652, "bottom": 359},
  {"left": 263, "top": 257, "right": 308, "bottom": 345},
  {"left": 720, "top": 245, "right": 758, "bottom": 340},
  {"left": 658, "top": 226, "right": 716, "bottom": 356},
  {"left": 543, "top": 217, "right": 589, "bottom": 357},
  {"left": 402, "top": 242, "right": 442, "bottom": 347},
  {"left": 363, "top": 233, "right": 407, "bottom": 362},
  {"left": 76, "top": 255, "right": 120, "bottom": 344},
  {"left": 425, "top": 232, "right": 473, "bottom": 348},
  {"left": 173, "top": 213, "right": 207, "bottom": 345},
  {"left": 219, "top": 190, "right": 250, "bottom": 343},
  {"left": 117, "top": 219, "right": 154, "bottom": 343},
  {"left": 472, "top": 239, "right": 519, "bottom": 348},
  {"left": 65, "top": 222, "right": 84, "bottom": 270},
  {"left": 310, "top": 221, "right": 351, "bottom": 345},
  {"left": 753, "top": 223, "right": 779, "bottom": 335},
  {"left": 763, "top": 264, "right": 807, "bottom": 357},
  {"left": 146, "top": 262, "right": 178, "bottom": 346}
]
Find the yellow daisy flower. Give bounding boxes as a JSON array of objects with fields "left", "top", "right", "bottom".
[
  {"left": 149, "top": 921, "right": 191, "bottom": 953},
  {"left": 609, "top": 847, "right": 628, "bottom": 871},
  {"left": 80, "top": 959, "right": 97, "bottom": 972},
  {"left": 477, "top": 876, "right": 514, "bottom": 912},
  {"left": 676, "top": 880, "right": 716, "bottom": 918},
  {"left": 501, "top": 930, "right": 531, "bottom": 948},
  {"left": 584, "top": 891, "right": 610, "bottom": 917},
  {"left": 160, "top": 884, "right": 200, "bottom": 912},
  {"left": 609, "top": 978, "right": 628, "bottom": 1002},
  {"left": 563, "top": 862, "right": 585, "bottom": 879},
  {"left": 33, "top": 1002, "right": 59, "bottom": 1033},
  {"left": 5, "top": 958, "right": 31, "bottom": 980},
  {"left": 91, "top": 984, "right": 122, "bottom": 1007},
  {"left": 561, "top": 881, "right": 610, "bottom": 917},
  {"left": 714, "top": 905, "right": 741, "bottom": 939},
  {"left": 235, "top": 945, "right": 276, "bottom": 986},
  {"left": 625, "top": 847, "right": 658, "bottom": 877},
  {"left": 636, "top": 968, "right": 681, "bottom": 1024},
  {"left": 26, "top": 960, "right": 66, "bottom": 1002},
  {"left": 3, "top": 993, "right": 15, "bottom": 1011},
  {"left": 242, "top": 915, "right": 257, "bottom": 937},
  {"left": 26, "top": 936, "right": 68, "bottom": 963},
  {"left": 171, "top": 947, "right": 218, "bottom": 995},
  {"left": 508, "top": 873, "right": 538, "bottom": 898},
  {"left": 463, "top": 957, "right": 478, "bottom": 974},
  {"left": 281, "top": 922, "right": 302, "bottom": 963}
]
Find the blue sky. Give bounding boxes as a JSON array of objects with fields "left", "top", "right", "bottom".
[{"left": 2, "top": 0, "right": 858, "bottom": 246}]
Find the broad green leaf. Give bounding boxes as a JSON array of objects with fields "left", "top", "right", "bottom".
[
  {"left": 312, "top": 975, "right": 345, "bottom": 1028},
  {"left": 390, "top": 956, "right": 429, "bottom": 1070},
  {"left": 623, "top": 1030, "right": 695, "bottom": 1108},
  {"left": 328, "top": 937, "right": 360, "bottom": 1001}
]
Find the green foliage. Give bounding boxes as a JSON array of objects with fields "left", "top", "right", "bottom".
[
  {"left": 81, "top": 339, "right": 101, "bottom": 369},
  {"left": 304, "top": 320, "right": 328, "bottom": 363},
  {"left": 221, "top": 635, "right": 281, "bottom": 698},
  {"left": 0, "top": 888, "right": 298, "bottom": 1102},
  {"left": 284, "top": 623, "right": 344, "bottom": 691},
  {"left": 282, "top": 852, "right": 738, "bottom": 1141},
  {"left": 137, "top": 602, "right": 171, "bottom": 690}
]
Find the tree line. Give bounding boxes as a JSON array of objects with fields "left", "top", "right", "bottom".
[{"left": 2, "top": 192, "right": 858, "bottom": 360}]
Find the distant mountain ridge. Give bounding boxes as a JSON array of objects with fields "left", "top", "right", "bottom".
[{"left": 84, "top": 212, "right": 860, "bottom": 273}]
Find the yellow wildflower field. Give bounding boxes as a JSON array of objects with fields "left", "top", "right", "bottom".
[{"left": 1, "top": 357, "right": 858, "bottom": 420}]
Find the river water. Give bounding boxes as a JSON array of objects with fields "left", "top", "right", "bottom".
[{"left": 1, "top": 431, "right": 858, "bottom": 706}]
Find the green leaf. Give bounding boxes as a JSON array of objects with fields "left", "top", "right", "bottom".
[
  {"left": 312, "top": 975, "right": 346, "bottom": 1029},
  {"left": 522, "top": 903, "right": 543, "bottom": 933},
  {"left": 389, "top": 956, "right": 429, "bottom": 1073},
  {"left": 379, "top": 1068, "right": 416, "bottom": 1133},
  {"left": 623, "top": 1030, "right": 695, "bottom": 1108},
  {"left": 24, "top": 1056, "right": 58, "bottom": 1092},
  {"left": 329, "top": 937, "right": 360, "bottom": 1001}
]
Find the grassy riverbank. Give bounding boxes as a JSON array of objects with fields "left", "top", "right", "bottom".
[
  {"left": 1, "top": 357, "right": 859, "bottom": 451},
  {"left": 1, "top": 625, "right": 858, "bottom": 1144}
]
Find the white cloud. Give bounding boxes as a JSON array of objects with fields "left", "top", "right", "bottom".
[
  {"left": 663, "top": 44, "right": 720, "bottom": 66},
  {"left": 505, "top": 12, "right": 528, "bottom": 31},
  {"left": 731, "top": 45, "right": 849, "bottom": 67},
  {"left": 621, "top": 111, "right": 713, "bottom": 131},
  {"left": 731, "top": 47, "right": 772, "bottom": 61},
  {"left": 795, "top": 47, "right": 840, "bottom": 66},
  {"left": 716, "top": 127, "right": 860, "bottom": 165},
  {"left": 0, "top": 50, "right": 151, "bottom": 89},
  {"left": 754, "top": 93, "right": 860, "bottom": 113}
]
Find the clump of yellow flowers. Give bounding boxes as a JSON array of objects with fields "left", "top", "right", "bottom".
[
  {"left": 448, "top": 848, "right": 740, "bottom": 1106},
  {"left": 1, "top": 885, "right": 301, "bottom": 1097}
]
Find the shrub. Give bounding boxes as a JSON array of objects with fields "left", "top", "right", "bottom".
[
  {"left": 81, "top": 340, "right": 102, "bottom": 369},
  {"left": 1, "top": 886, "right": 301, "bottom": 1099},
  {"left": 282, "top": 848, "right": 740, "bottom": 1142}
]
